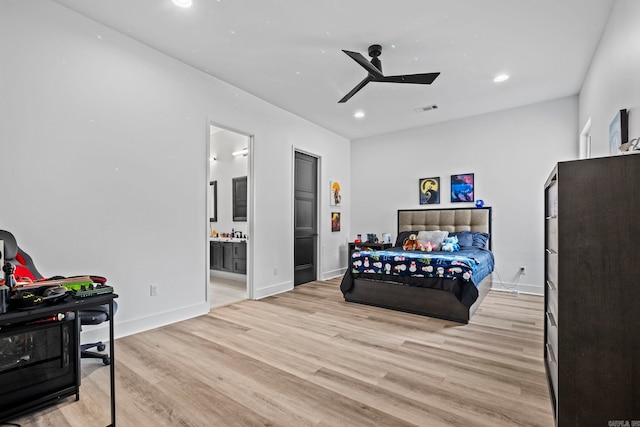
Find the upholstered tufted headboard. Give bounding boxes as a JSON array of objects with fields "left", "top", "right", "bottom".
[{"left": 397, "top": 207, "right": 492, "bottom": 247}]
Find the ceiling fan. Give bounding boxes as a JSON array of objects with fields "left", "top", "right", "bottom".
[{"left": 338, "top": 44, "right": 440, "bottom": 103}]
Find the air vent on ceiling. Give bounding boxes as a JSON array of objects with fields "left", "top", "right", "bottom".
[{"left": 415, "top": 104, "right": 439, "bottom": 113}]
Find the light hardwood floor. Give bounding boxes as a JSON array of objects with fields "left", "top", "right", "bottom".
[
  {"left": 209, "top": 275, "right": 247, "bottom": 308},
  {"left": 10, "top": 278, "right": 554, "bottom": 427}
]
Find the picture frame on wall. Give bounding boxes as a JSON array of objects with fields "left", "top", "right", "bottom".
[
  {"left": 330, "top": 181, "right": 342, "bottom": 206},
  {"left": 331, "top": 212, "right": 341, "bottom": 232},
  {"left": 609, "top": 109, "right": 628, "bottom": 155},
  {"left": 451, "top": 173, "right": 474, "bottom": 203},
  {"left": 419, "top": 177, "right": 440, "bottom": 204}
]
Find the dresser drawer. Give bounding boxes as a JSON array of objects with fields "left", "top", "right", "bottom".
[
  {"left": 546, "top": 279, "right": 558, "bottom": 317},
  {"left": 546, "top": 310, "right": 558, "bottom": 350},
  {"left": 546, "top": 251, "right": 558, "bottom": 285},
  {"left": 546, "top": 217, "right": 558, "bottom": 253},
  {"left": 546, "top": 342, "right": 559, "bottom": 407}
]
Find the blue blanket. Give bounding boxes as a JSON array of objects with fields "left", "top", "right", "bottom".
[{"left": 350, "top": 247, "right": 494, "bottom": 286}]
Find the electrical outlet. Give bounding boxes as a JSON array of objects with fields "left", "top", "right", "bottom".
[
  {"left": 150, "top": 283, "right": 159, "bottom": 296},
  {"left": 519, "top": 266, "right": 526, "bottom": 275}
]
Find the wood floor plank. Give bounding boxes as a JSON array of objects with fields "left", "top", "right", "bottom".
[{"left": 9, "top": 279, "right": 554, "bottom": 426}]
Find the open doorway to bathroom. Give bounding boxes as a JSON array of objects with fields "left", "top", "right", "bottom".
[{"left": 208, "top": 123, "right": 251, "bottom": 308}]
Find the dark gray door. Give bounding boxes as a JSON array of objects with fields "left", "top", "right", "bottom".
[{"left": 294, "top": 151, "right": 318, "bottom": 286}]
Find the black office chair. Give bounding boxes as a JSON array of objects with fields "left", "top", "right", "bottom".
[
  {"left": 0, "top": 229, "right": 115, "bottom": 365},
  {"left": 79, "top": 307, "right": 114, "bottom": 365}
]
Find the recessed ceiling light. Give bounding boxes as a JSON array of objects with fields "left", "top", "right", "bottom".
[
  {"left": 494, "top": 74, "right": 510, "bottom": 83},
  {"left": 172, "top": 0, "right": 192, "bottom": 8},
  {"left": 353, "top": 111, "right": 365, "bottom": 119}
]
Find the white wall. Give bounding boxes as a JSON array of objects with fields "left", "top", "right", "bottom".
[
  {"left": 579, "top": 0, "right": 640, "bottom": 157},
  {"left": 0, "top": 0, "right": 350, "bottom": 339},
  {"left": 351, "top": 97, "right": 578, "bottom": 294}
]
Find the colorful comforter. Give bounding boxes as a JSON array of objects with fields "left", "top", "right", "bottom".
[{"left": 350, "top": 247, "right": 494, "bottom": 285}]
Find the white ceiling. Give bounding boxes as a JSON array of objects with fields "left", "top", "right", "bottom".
[{"left": 52, "top": 0, "right": 615, "bottom": 140}]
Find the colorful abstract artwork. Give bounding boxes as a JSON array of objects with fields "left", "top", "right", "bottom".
[{"left": 451, "top": 173, "right": 474, "bottom": 203}]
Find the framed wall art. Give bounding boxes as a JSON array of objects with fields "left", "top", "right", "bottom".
[
  {"left": 331, "top": 212, "right": 341, "bottom": 232},
  {"left": 451, "top": 173, "right": 474, "bottom": 203},
  {"left": 419, "top": 177, "right": 440, "bottom": 205},
  {"left": 330, "top": 181, "right": 342, "bottom": 206}
]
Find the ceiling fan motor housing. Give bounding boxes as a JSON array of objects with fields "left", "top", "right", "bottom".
[
  {"left": 368, "top": 44, "right": 382, "bottom": 57},
  {"left": 368, "top": 44, "right": 382, "bottom": 72}
]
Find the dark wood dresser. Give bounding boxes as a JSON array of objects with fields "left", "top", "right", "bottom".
[{"left": 544, "top": 154, "right": 640, "bottom": 426}]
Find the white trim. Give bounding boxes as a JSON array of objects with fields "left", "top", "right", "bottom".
[
  {"left": 82, "top": 302, "right": 210, "bottom": 343},
  {"left": 580, "top": 118, "right": 592, "bottom": 159},
  {"left": 252, "top": 280, "right": 292, "bottom": 300},
  {"left": 322, "top": 269, "right": 346, "bottom": 280},
  {"left": 247, "top": 135, "right": 255, "bottom": 299},
  {"left": 491, "top": 280, "right": 543, "bottom": 296}
]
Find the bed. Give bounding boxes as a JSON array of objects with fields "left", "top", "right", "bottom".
[{"left": 340, "top": 207, "right": 493, "bottom": 323}]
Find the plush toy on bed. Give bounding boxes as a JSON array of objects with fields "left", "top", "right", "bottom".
[
  {"left": 441, "top": 235, "right": 459, "bottom": 252},
  {"left": 418, "top": 241, "right": 433, "bottom": 252},
  {"left": 402, "top": 233, "right": 420, "bottom": 251}
]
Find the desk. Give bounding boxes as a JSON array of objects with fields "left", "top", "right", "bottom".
[{"left": 0, "top": 293, "right": 118, "bottom": 427}]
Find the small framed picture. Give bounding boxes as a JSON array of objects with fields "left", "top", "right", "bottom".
[
  {"left": 451, "top": 173, "right": 474, "bottom": 203},
  {"left": 331, "top": 212, "right": 341, "bottom": 232},
  {"left": 419, "top": 177, "right": 440, "bottom": 204},
  {"left": 330, "top": 181, "right": 342, "bottom": 206}
]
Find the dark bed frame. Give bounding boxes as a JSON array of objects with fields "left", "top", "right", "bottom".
[{"left": 343, "top": 207, "right": 493, "bottom": 323}]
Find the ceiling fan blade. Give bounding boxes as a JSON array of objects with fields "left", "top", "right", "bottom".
[
  {"left": 342, "top": 50, "right": 384, "bottom": 79},
  {"left": 338, "top": 76, "right": 371, "bottom": 103},
  {"left": 378, "top": 72, "right": 440, "bottom": 85}
]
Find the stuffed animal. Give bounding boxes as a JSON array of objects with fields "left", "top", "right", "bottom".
[
  {"left": 418, "top": 241, "right": 433, "bottom": 252},
  {"left": 402, "top": 233, "right": 420, "bottom": 251},
  {"left": 441, "top": 235, "right": 459, "bottom": 252}
]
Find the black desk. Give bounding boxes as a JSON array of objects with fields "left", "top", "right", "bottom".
[{"left": 0, "top": 293, "right": 118, "bottom": 426}]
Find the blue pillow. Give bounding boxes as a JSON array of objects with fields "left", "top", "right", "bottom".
[
  {"left": 450, "top": 231, "right": 474, "bottom": 247},
  {"left": 451, "top": 231, "right": 490, "bottom": 249},
  {"left": 472, "top": 232, "right": 490, "bottom": 249}
]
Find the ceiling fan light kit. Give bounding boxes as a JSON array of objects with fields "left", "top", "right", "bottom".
[{"left": 339, "top": 44, "right": 440, "bottom": 103}]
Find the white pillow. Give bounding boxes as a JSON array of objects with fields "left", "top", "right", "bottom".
[{"left": 417, "top": 230, "right": 449, "bottom": 251}]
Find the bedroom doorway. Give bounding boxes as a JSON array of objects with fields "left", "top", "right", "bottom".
[
  {"left": 207, "top": 123, "right": 252, "bottom": 307},
  {"left": 293, "top": 150, "right": 319, "bottom": 286}
]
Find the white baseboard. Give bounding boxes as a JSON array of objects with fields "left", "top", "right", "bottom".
[
  {"left": 252, "top": 280, "right": 292, "bottom": 300},
  {"left": 81, "top": 301, "right": 210, "bottom": 343},
  {"left": 491, "top": 280, "right": 543, "bottom": 296},
  {"left": 322, "top": 268, "right": 346, "bottom": 280}
]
